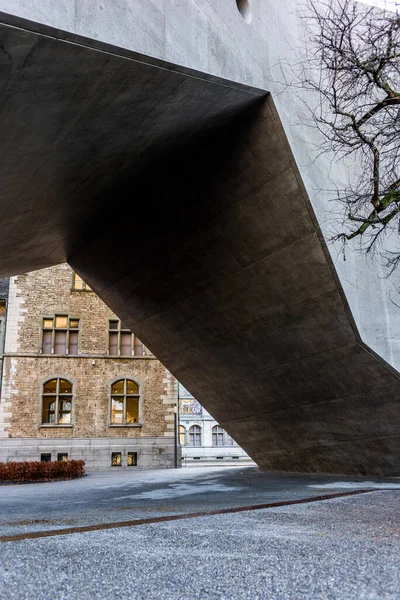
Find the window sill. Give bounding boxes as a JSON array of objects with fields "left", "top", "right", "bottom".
[
  {"left": 109, "top": 424, "right": 142, "bottom": 428},
  {"left": 39, "top": 424, "right": 74, "bottom": 428}
]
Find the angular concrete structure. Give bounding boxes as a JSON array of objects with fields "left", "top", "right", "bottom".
[{"left": 0, "top": 3, "right": 399, "bottom": 475}]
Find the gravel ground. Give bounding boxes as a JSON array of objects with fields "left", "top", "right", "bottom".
[{"left": 1, "top": 490, "right": 399, "bottom": 600}]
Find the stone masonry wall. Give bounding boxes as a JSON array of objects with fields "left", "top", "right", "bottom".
[{"left": 0, "top": 264, "right": 177, "bottom": 447}]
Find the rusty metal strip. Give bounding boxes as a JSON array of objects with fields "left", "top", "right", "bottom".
[{"left": 0, "top": 489, "right": 377, "bottom": 543}]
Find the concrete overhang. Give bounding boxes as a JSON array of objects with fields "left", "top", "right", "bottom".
[{"left": 0, "top": 13, "right": 400, "bottom": 476}]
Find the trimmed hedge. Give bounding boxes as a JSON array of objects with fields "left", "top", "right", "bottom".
[{"left": 0, "top": 459, "right": 85, "bottom": 482}]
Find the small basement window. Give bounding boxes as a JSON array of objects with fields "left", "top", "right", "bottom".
[
  {"left": 127, "top": 452, "right": 137, "bottom": 467},
  {"left": 111, "top": 452, "right": 122, "bottom": 467},
  {"left": 41, "top": 453, "right": 51, "bottom": 462},
  {"left": 57, "top": 453, "right": 68, "bottom": 462}
]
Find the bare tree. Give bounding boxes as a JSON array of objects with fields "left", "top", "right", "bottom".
[{"left": 296, "top": 0, "right": 400, "bottom": 271}]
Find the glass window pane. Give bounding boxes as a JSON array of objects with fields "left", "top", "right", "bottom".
[
  {"left": 57, "top": 453, "right": 68, "bottom": 461},
  {"left": 109, "top": 332, "right": 118, "bottom": 355},
  {"left": 42, "top": 397, "right": 56, "bottom": 424},
  {"left": 127, "top": 452, "right": 137, "bottom": 466},
  {"left": 43, "top": 318, "right": 53, "bottom": 329},
  {"left": 43, "top": 379, "right": 57, "bottom": 393},
  {"left": 42, "top": 331, "right": 52, "bottom": 354},
  {"left": 59, "top": 399, "right": 72, "bottom": 424},
  {"left": 69, "top": 319, "right": 79, "bottom": 329},
  {"left": 111, "top": 452, "right": 121, "bottom": 466},
  {"left": 126, "top": 397, "right": 138, "bottom": 424},
  {"left": 120, "top": 332, "right": 132, "bottom": 355},
  {"left": 126, "top": 380, "right": 139, "bottom": 395},
  {"left": 54, "top": 331, "right": 66, "bottom": 354},
  {"left": 134, "top": 337, "right": 144, "bottom": 356},
  {"left": 59, "top": 399, "right": 72, "bottom": 412},
  {"left": 111, "top": 398, "right": 123, "bottom": 424},
  {"left": 69, "top": 331, "right": 78, "bottom": 355},
  {"left": 109, "top": 320, "right": 119, "bottom": 330},
  {"left": 179, "top": 426, "right": 186, "bottom": 446},
  {"left": 59, "top": 379, "right": 72, "bottom": 394},
  {"left": 189, "top": 426, "right": 201, "bottom": 447},
  {"left": 73, "top": 274, "right": 84, "bottom": 289},
  {"left": 55, "top": 316, "right": 68, "bottom": 328},
  {"left": 59, "top": 412, "right": 71, "bottom": 425},
  {"left": 111, "top": 380, "right": 124, "bottom": 394}
]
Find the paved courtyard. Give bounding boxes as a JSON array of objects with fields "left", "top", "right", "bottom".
[{"left": 1, "top": 466, "right": 400, "bottom": 599}]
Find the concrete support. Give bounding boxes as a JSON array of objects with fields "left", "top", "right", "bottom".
[{"left": 0, "top": 7, "right": 399, "bottom": 475}]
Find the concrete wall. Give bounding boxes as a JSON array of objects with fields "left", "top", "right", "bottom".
[
  {"left": 0, "top": 437, "right": 177, "bottom": 471},
  {"left": 0, "top": 2, "right": 399, "bottom": 475},
  {"left": 0, "top": 0, "right": 397, "bottom": 372}
]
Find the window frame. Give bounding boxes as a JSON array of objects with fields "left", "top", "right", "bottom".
[
  {"left": 107, "top": 319, "right": 144, "bottom": 357},
  {"left": 0, "top": 299, "right": 6, "bottom": 356},
  {"left": 0, "top": 316, "right": 4, "bottom": 356},
  {"left": 39, "top": 376, "right": 75, "bottom": 428},
  {"left": 71, "top": 272, "right": 92, "bottom": 292},
  {"left": 40, "top": 314, "right": 81, "bottom": 355},
  {"left": 212, "top": 425, "right": 225, "bottom": 447},
  {"left": 188, "top": 425, "right": 202, "bottom": 447},
  {"left": 108, "top": 377, "right": 143, "bottom": 427},
  {"left": 179, "top": 425, "right": 187, "bottom": 446}
]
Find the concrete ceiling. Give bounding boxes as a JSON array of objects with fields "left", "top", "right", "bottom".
[{"left": 1, "top": 16, "right": 400, "bottom": 476}]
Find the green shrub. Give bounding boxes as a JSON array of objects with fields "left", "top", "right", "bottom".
[{"left": 0, "top": 459, "right": 85, "bottom": 482}]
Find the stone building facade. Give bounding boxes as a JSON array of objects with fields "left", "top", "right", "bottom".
[
  {"left": 0, "top": 277, "right": 9, "bottom": 401},
  {"left": 178, "top": 384, "right": 253, "bottom": 466},
  {"left": 0, "top": 265, "right": 178, "bottom": 470}
]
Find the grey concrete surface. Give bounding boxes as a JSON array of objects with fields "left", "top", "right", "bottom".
[
  {"left": 1, "top": 0, "right": 399, "bottom": 373},
  {"left": 1, "top": 466, "right": 399, "bottom": 538},
  {"left": 0, "top": 436, "right": 177, "bottom": 471},
  {"left": 1, "top": 485, "right": 399, "bottom": 599},
  {"left": 0, "top": 4, "right": 400, "bottom": 475}
]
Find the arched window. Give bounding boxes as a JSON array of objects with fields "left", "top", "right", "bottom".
[
  {"left": 110, "top": 379, "right": 140, "bottom": 425},
  {"left": 212, "top": 425, "right": 225, "bottom": 446},
  {"left": 179, "top": 425, "right": 186, "bottom": 446},
  {"left": 189, "top": 425, "right": 202, "bottom": 447},
  {"left": 226, "top": 433, "right": 237, "bottom": 446},
  {"left": 42, "top": 378, "right": 73, "bottom": 425}
]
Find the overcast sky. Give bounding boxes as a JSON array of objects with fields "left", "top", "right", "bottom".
[{"left": 357, "top": 0, "right": 399, "bottom": 10}]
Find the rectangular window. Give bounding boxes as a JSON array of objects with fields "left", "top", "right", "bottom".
[
  {"left": 0, "top": 318, "right": 4, "bottom": 355},
  {"left": 111, "top": 399, "right": 123, "bottom": 424},
  {"left": 72, "top": 272, "right": 92, "bottom": 291},
  {"left": 127, "top": 452, "right": 137, "bottom": 467},
  {"left": 57, "top": 453, "right": 68, "bottom": 462},
  {"left": 111, "top": 452, "right": 122, "bottom": 467},
  {"left": 41, "top": 453, "right": 52, "bottom": 462},
  {"left": 42, "top": 315, "right": 80, "bottom": 354},
  {"left": 126, "top": 397, "right": 139, "bottom": 424},
  {"left": 107, "top": 320, "right": 144, "bottom": 356}
]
